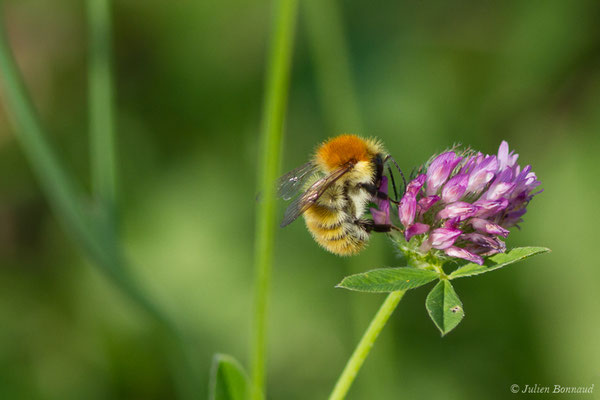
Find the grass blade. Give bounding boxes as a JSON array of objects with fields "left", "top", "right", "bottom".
[
  {"left": 87, "top": 0, "right": 117, "bottom": 222},
  {"left": 0, "top": 8, "right": 97, "bottom": 256},
  {"left": 251, "top": 0, "right": 299, "bottom": 398},
  {"left": 0, "top": 11, "right": 198, "bottom": 399}
]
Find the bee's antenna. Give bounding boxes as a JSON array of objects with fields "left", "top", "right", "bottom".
[
  {"left": 409, "top": 166, "right": 419, "bottom": 181},
  {"left": 386, "top": 165, "right": 399, "bottom": 202},
  {"left": 384, "top": 155, "right": 407, "bottom": 193}
]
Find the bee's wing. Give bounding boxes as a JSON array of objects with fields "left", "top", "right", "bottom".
[
  {"left": 280, "top": 165, "right": 351, "bottom": 228},
  {"left": 277, "top": 162, "right": 320, "bottom": 200}
]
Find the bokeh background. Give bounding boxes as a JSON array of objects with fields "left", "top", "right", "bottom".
[{"left": 1, "top": 0, "right": 599, "bottom": 399}]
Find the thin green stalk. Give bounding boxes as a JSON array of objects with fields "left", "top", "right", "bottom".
[
  {"left": 0, "top": 8, "right": 97, "bottom": 260},
  {"left": 329, "top": 290, "right": 406, "bottom": 400},
  {"left": 251, "top": 0, "right": 298, "bottom": 398},
  {"left": 0, "top": 11, "right": 196, "bottom": 400},
  {"left": 87, "top": 0, "right": 117, "bottom": 223}
]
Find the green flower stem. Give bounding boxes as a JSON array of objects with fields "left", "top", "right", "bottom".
[
  {"left": 0, "top": 11, "right": 197, "bottom": 400},
  {"left": 87, "top": 0, "right": 117, "bottom": 224},
  {"left": 329, "top": 290, "right": 406, "bottom": 400},
  {"left": 251, "top": 0, "right": 298, "bottom": 398}
]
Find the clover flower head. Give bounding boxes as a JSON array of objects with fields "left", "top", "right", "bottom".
[
  {"left": 343, "top": 140, "right": 548, "bottom": 339},
  {"left": 381, "top": 141, "right": 542, "bottom": 265}
]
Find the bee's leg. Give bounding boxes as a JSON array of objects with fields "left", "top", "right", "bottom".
[
  {"left": 370, "top": 224, "right": 396, "bottom": 233},
  {"left": 358, "top": 183, "right": 397, "bottom": 203},
  {"left": 358, "top": 182, "right": 378, "bottom": 195},
  {"left": 357, "top": 219, "right": 400, "bottom": 233}
]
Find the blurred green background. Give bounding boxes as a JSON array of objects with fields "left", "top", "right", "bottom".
[{"left": 1, "top": 0, "right": 599, "bottom": 399}]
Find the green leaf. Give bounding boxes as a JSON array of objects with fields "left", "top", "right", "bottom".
[
  {"left": 426, "top": 280, "right": 464, "bottom": 336},
  {"left": 209, "top": 354, "right": 251, "bottom": 400},
  {"left": 337, "top": 267, "right": 440, "bottom": 292},
  {"left": 448, "top": 246, "right": 550, "bottom": 280}
]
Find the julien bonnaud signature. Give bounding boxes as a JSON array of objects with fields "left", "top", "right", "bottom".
[{"left": 511, "top": 384, "right": 595, "bottom": 394}]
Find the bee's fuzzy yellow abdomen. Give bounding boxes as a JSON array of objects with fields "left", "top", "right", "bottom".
[
  {"left": 308, "top": 223, "right": 367, "bottom": 256},
  {"left": 304, "top": 207, "right": 368, "bottom": 256},
  {"left": 305, "top": 219, "right": 346, "bottom": 240},
  {"left": 303, "top": 203, "right": 345, "bottom": 228},
  {"left": 319, "top": 234, "right": 366, "bottom": 256}
]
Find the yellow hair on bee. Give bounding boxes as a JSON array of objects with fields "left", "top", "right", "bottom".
[
  {"left": 316, "top": 235, "right": 366, "bottom": 256},
  {"left": 303, "top": 203, "right": 345, "bottom": 228},
  {"left": 314, "top": 134, "right": 384, "bottom": 172},
  {"left": 304, "top": 219, "right": 345, "bottom": 240}
]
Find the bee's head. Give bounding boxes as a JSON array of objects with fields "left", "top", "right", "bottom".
[{"left": 314, "top": 134, "right": 384, "bottom": 175}]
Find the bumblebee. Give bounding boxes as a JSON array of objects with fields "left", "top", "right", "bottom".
[{"left": 278, "top": 134, "right": 402, "bottom": 256}]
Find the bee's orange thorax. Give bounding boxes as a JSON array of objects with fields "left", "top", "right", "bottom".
[{"left": 315, "top": 134, "right": 377, "bottom": 171}]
